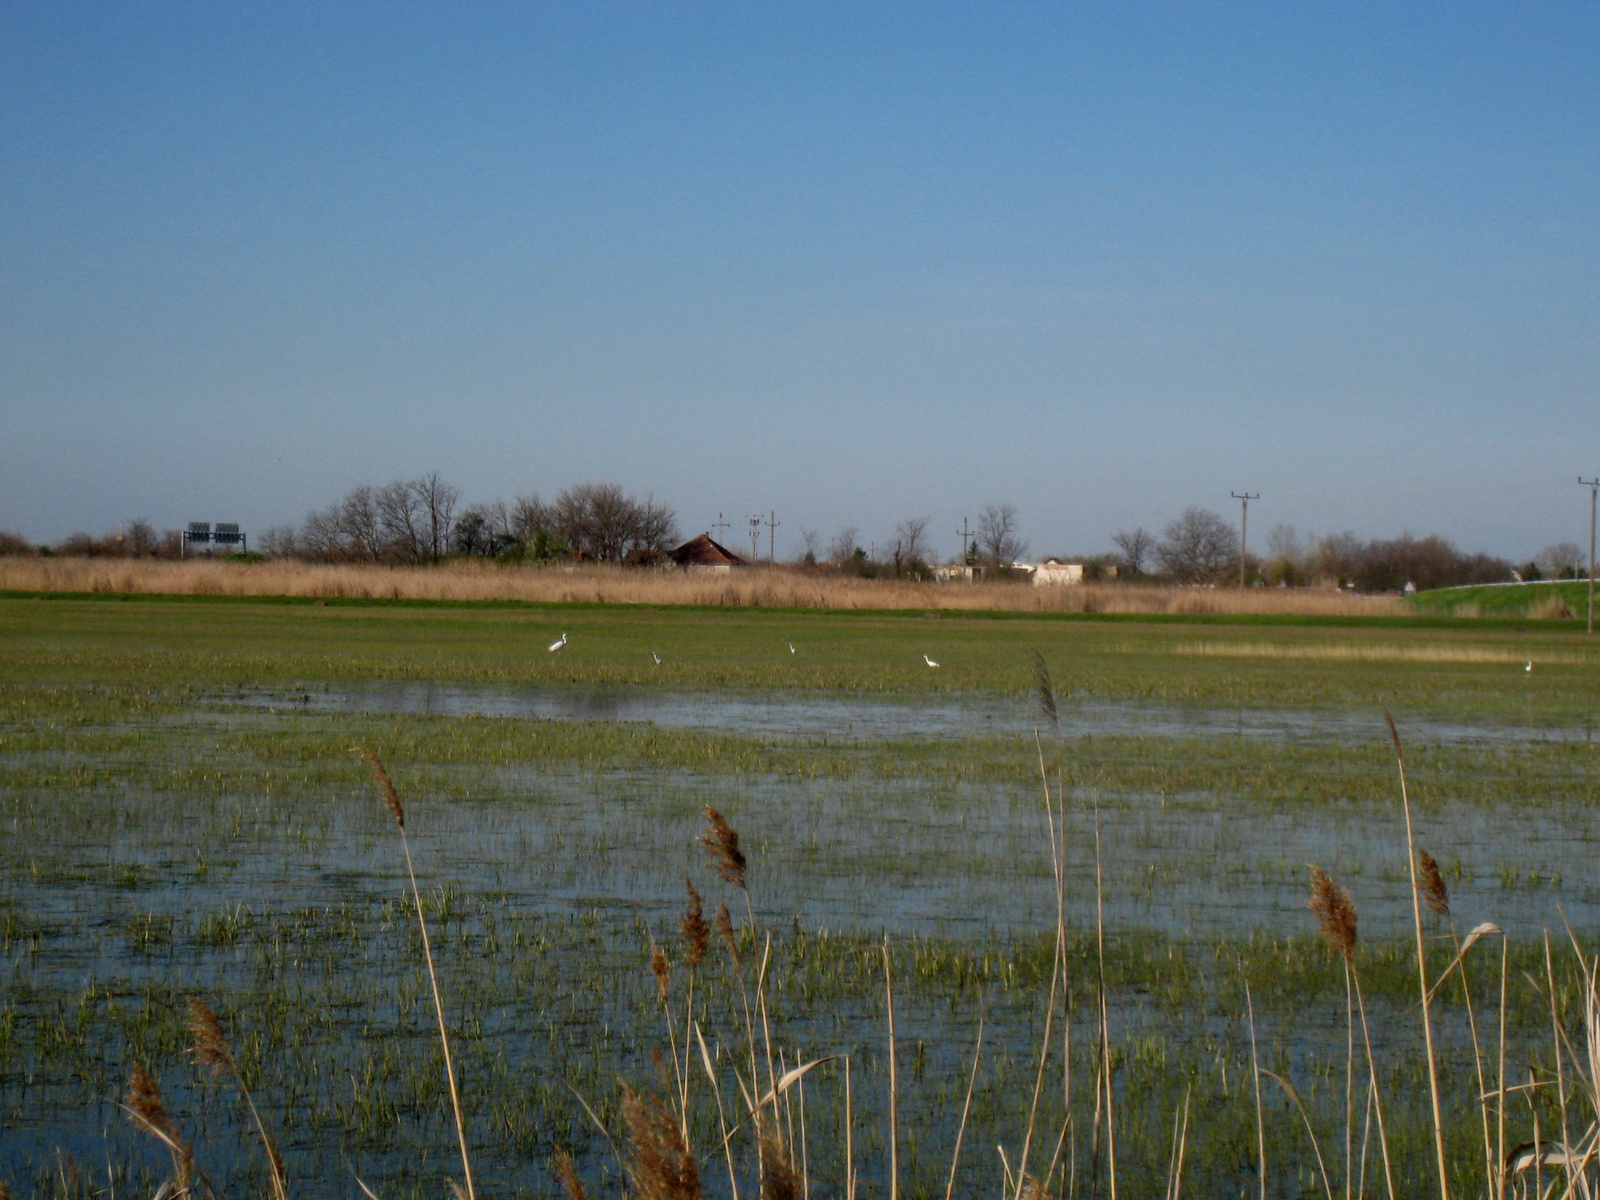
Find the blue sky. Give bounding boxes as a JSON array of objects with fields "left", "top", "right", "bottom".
[{"left": 2, "top": 1, "right": 1595, "bottom": 561}]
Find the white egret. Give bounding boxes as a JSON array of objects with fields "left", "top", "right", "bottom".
[
  {"left": 788, "top": 642, "right": 796, "bottom": 654},
  {"left": 652, "top": 651, "right": 662, "bottom": 665},
  {"left": 1525, "top": 661, "right": 1533, "bottom": 672},
  {"left": 923, "top": 654, "right": 939, "bottom": 668},
  {"left": 548, "top": 633, "right": 568, "bottom": 652}
]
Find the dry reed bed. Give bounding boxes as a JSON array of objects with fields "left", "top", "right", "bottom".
[{"left": 0, "top": 558, "right": 1404, "bottom": 617}]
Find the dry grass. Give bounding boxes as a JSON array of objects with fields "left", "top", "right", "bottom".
[
  {"left": 0, "top": 557, "right": 1404, "bottom": 616},
  {"left": 1172, "top": 641, "right": 1584, "bottom": 665}
]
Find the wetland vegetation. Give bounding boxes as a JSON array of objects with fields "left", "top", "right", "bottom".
[{"left": 1, "top": 594, "right": 1598, "bottom": 1198}]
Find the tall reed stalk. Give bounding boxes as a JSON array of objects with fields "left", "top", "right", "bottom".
[
  {"left": 1385, "top": 713, "right": 1449, "bottom": 1200},
  {"left": 359, "top": 748, "right": 476, "bottom": 1200}
]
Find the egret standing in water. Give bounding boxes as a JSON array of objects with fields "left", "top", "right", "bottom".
[{"left": 548, "top": 633, "right": 568, "bottom": 652}]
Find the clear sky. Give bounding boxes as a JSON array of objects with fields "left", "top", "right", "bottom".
[{"left": 2, "top": 1, "right": 1595, "bottom": 561}]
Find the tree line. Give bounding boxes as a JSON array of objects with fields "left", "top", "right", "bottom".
[
  {"left": 4, "top": 487, "right": 1582, "bottom": 594},
  {"left": 266, "top": 478, "right": 679, "bottom": 565}
]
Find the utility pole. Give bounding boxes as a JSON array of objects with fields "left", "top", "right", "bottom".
[
  {"left": 1230, "top": 492, "right": 1259, "bottom": 588},
  {"left": 764, "top": 511, "right": 780, "bottom": 564},
  {"left": 713, "top": 513, "right": 730, "bottom": 543},
  {"left": 1582, "top": 477, "right": 1599, "bottom": 634},
  {"left": 747, "top": 514, "right": 762, "bottom": 563},
  {"left": 955, "top": 517, "right": 971, "bottom": 575}
]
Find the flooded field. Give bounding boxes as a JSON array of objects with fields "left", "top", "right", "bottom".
[
  {"left": 2, "top": 596, "right": 1598, "bottom": 1198},
  {"left": 223, "top": 679, "right": 1600, "bottom": 747}
]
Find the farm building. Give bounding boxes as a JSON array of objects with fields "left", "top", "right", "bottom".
[
  {"left": 668, "top": 533, "right": 748, "bottom": 572},
  {"left": 1032, "top": 558, "right": 1086, "bottom": 586}
]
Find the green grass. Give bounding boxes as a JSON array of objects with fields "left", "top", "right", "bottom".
[{"left": 1411, "top": 578, "right": 1595, "bottom": 619}]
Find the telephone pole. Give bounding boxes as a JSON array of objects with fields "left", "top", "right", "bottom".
[
  {"left": 764, "top": 511, "right": 780, "bottom": 564},
  {"left": 955, "top": 517, "right": 971, "bottom": 574},
  {"left": 747, "top": 514, "right": 762, "bottom": 562},
  {"left": 1582, "top": 477, "right": 1598, "bottom": 634},
  {"left": 713, "top": 513, "right": 730, "bottom": 543},
  {"left": 1230, "top": 492, "right": 1259, "bottom": 588}
]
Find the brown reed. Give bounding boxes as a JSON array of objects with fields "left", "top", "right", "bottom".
[
  {"left": 358, "top": 748, "right": 475, "bottom": 1200},
  {"left": 681, "top": 880, "right": 710, "bottom": 970},
  {"left": 0, "top": 556, "right": 1407, "bottom": 616},
  {"left": 650, "top": 942, "right": 671, "bottom": 1003},
  {"left": 759, "top": 1132, "right": 801, "bottom": 1200},
  {"left": 1417, "top": 850, "right": 1450, "bottom": 919},
  {"left": 187, "top": 997, "right": 288, "bottom": 1200},
  {"left": 124, "top": 1062, "right": 193, "bottom": 1193},
  {"left": 700, "top": 806, "right": 747, "bottom": 889},
  {"left": 622, "top": 1086, "right": 701, "bottom": 1200},
  {"left": 554, "top": 1148, "right": 588, "bottom": 1200},
  {"left": 1309, "top": 866, "right": 1358, "bottom": 961}
]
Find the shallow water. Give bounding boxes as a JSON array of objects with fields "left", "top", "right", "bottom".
[{"left": 217, "top": 680, "right": 1595, "bottom": 747}]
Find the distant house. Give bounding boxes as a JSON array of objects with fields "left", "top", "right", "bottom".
[
  {"left": 668, "top": 533, "right": 748, "bottom": 572},
  {"left": 1032, "top": 558, "right": 1086, "bottom": 587}
]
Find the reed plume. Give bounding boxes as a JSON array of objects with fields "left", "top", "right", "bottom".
[
  {"left": 1417, "top": 850, "right": 1450, "bottom": 919},
  {"left": 700, "top": 806, "right": 747, "bottom": 889},
  {"left": 715, "top": 902, "right": 740, "bottom": 967},
  {"left": 681, "top": 879, "right": 710, "bottom": 970},
  {"left": 650, "top": 942, "right": 671, "bottom": 1003},
  {"left": 1309, "top": 866, "right": 1358, "bottom": 961},
  {"left": 554, "top": 1148, "right": 588, "bottom": 1200},
  {"left": 760, "top": 1132, "right": 800, "bottom": 1200},
  {"left": 124, "top": 1063, "right": 193, "bottom": 1192},
  {"left": 187, "top": 997, "right": 288, "bottom": 1200},
  {"left": 357, "top": 747, "right": 475, "bottom": 1200},
  {"left": 359, "top": 748, "right": 405, "bottom": 827},
  {"left": 1032, "top": 649, "right": 1059, "bottom": 735},
  {"left": 622, "top": 1086, "right": 701, "bottom": 1200}
]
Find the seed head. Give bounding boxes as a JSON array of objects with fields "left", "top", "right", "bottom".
[
  {"left": 358, "top": 748, "right": 405, "bottom": 828},
  {"left": 680, "top": 880, "right": 709, "bottom": 971},
  {"left": 622, "top": 1085, "right": 701, "bottom": 1200},
  {"left": 554, "top": 1148, "right": 588, "bottom": 1200},
  {"left": 715, "top": 902, "right": 739, "bottom": 967},
  {"left": 1417, "top": 849, "right": 1450, "bottom": 919},
  {"left": 699, "top": 806, "right": 746, "bottom": 889},
  {"left": 1308, "top": 865, "right": 1358, "bottom": 962},
  {"left": 649, "top": 942, "right": 670, "bottom": 1003},
  {"left": 186, "top": 996, "right": 237, "bottom": 1076}
]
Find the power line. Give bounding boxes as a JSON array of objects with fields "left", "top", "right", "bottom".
[
  {"left": 1581, "top": 477, "right": 1598, "bottom": 635},
  {"left": 1230, "top": 492, "right": 1259, "bottom": 588},
  {"left": 764, "top": 511, "right": 780, "bottom": 565}
]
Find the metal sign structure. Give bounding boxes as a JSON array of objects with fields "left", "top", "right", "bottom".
[{"left": 181, "top": 522, "right": 247, "bottom": 556}]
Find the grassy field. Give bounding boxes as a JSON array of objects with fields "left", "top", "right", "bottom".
[
  {"left": 1, "top": 593, "right": 1598, "bottom": 1198},
  {"left": 1411, "top": 578, "right": 1595, "bottom": 620}
]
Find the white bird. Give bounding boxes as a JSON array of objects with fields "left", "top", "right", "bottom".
[
  {"left": 788, "top": 642, "right": 796, "bottom": 654},
  {"left": 1525, "top": 661, "right": 1533, "bottom": 672},
  {"left": 923, "top": 654, "right": 939, "bottom": 668},
  {"left": 548, "top": 633, "right": 568, "bottom": 652},
  {"left": 652, "top": 651, "right": 662, "bottom": 665}
]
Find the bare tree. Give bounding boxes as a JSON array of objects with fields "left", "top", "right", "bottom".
[
  {"left": 976, "top": 504, "right": 1027, "bottom": 568},
  {"left": 553, "top": 483, "right": 679, "bottom": 563},
  {"left": 796, "top": 529, "right": 822, "bottom": 567},
  {"left": 414, "top": 472, "right": 461, "bottom": 562},
  {"left": 887, "top": 516, "right": 933, "bottom": 578},
  {"left": 1111, "top": 527, "right": 1153, "bottom": 575},
  {"left": 1537, "top": 541, "right": 1585, "bottom": 579},
  {"left": 1156, "top": 507, "right": 1239, "bottom": 583},
  {"left": 375, "top": 480, "right": 426, "bottom": 562},
  {"left": 337, "top": 486, "right": 385, "bottom": 561},
  {"left": 1264, "top": 523, "right": 1303, "bottom": 586},
  {"left": 827, "top": 526, "right": 860, "bottom": 565},
  {"left": 259, "top": 524, "right": 299, "bottom": 559},
  {"left": 122, "top": 518, "right": 159, "bottom": 557}
]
